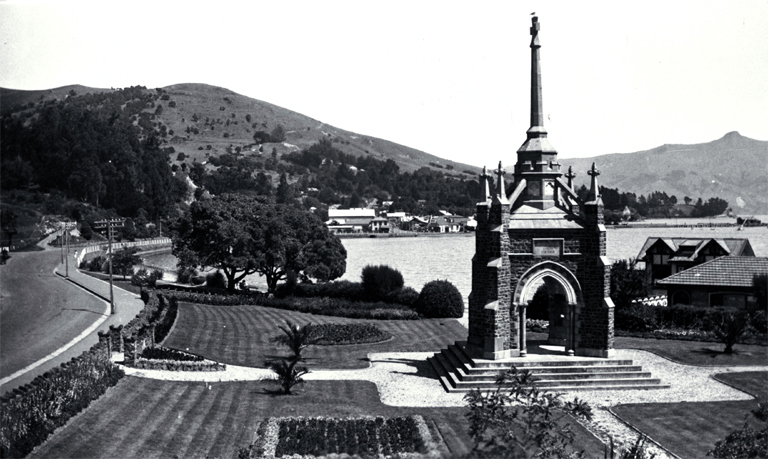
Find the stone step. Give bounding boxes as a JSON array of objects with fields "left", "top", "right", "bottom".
[
  {"left": 438, "top": 382, "right": 671, "bottom": 393},
  {"left": 431, "top": 344, "right": 669, "bottom": 393}
]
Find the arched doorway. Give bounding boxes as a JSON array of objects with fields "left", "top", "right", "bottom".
[{"left": 513, "top": 262, "right": 583, "bottom": 356}]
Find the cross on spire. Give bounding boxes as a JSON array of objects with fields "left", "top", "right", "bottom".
[
  {"left": 480, "top": 165, "right": 492, "bottom": 202},
  {"left": 588, "top": 162, "right": 600, "bottom": 200},
  {"left": 496, "top": 161, "right": 507, "bottom": 199},
  {"left": 564, "top": 166, "right": 576, "bottom": 188}
]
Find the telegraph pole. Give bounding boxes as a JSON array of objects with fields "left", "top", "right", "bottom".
[
  {"left": 63, "top": 222, "right": 76, "bottom": 278},
  {"left": 94, "top": 218, "right": 125, "bottom": 314}
]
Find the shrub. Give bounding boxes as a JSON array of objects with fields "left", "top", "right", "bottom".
[
  {"left": 708, "top": 310, "right": 751, "bottom": 354},
  {"left": 415, "top": 280, "right": 464, "bottom": 318},
  {"left": 131, "top": 268, "right": 164, "bottom": 287},
  {"left": 205, "top": 271, "right": 227, "bottom": 289},
  {"left": 190, "top": 275, "right": 206, "bottom": 286},
  {"left": 176, "top": 266, "right": 198, "bottom": 284},
  {"left": 85, "top": 255, "right": 107, "bottom": 272},
  {"left": 615, "top": 304, "right": 658, "bottom": 332},
  {"left": 382, "top": 287, "right": 419, "bottom": 307},
  {"left": 361, "top": 265, "right": 404, "bottom": 301}
]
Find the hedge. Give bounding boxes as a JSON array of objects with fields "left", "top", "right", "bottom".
[
  {"left": 415, "top": 280, "right": 464, "bottom": 318},
  {"left": 158, "top": 289, "right": 420, "bottom": 320},
  {"left": 0, "top": 346, "right": 124, "bottom": 458}
]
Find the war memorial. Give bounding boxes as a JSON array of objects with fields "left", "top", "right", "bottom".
[{"left": 429, "top": 16, "right": 667, "bottom": 392}]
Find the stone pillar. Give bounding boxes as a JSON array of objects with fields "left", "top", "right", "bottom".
[{"left": 518, "top": 303, "right": 527, "bottom": 357}]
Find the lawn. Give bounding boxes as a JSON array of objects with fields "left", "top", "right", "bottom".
[
  {"left": 615, "top": 336, "right": 768, "bottom": 366},
  {"left": 28, "top": 375, "right": 606, "bottom": 459},
  {"left": 611, "top": 371, "right": 768, "bottom": 459},
  {"left": 25, "top": 377, "right": 468, "bottom": 458},
  {"left": 162, "top": 302, "right": 468, "bottom": 369}
]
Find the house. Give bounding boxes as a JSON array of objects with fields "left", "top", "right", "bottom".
[
  {"left": 657, "top": 256, "right": 768, "bottom": 309},
  {"left": 368, "top": 216, "right": 390, "bottom": 233},
  {"left": 402, "top": 216, "right": 429, "bottom": 232},
  {"left": 636, "top": 237, "right": 755, "bottom": 285},
  {"left": 328, "top": 208, "right": 376, "bottom": 220},
  {"left": 326, "top": 217, "right": 373, "bottom": 233},
  {"left": 427, "top": 216, "right": 470, "bottom": 233}
]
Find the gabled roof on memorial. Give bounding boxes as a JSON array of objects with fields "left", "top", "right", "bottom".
[
  {"left": 657, "top": 256, "right": 768, "bottom": 287},
  {"left": 508, "top": 204, "right": 584, "bottom": 229}
]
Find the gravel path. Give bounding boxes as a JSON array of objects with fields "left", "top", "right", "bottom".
[{"left": 117, "top": 349, "right": 767, "bottom": 458}]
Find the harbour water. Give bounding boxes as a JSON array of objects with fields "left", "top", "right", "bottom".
[{"left": 141, "top": 224, "right": 768, "bottom": 302}]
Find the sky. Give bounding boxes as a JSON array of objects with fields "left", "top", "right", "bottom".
[{"left": 2, "top": 0, "right": 767, "bottom": 168}]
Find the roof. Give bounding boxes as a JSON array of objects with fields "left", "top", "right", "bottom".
[
  {"left": 636, "top": 237, "right": 752, "bottom": 261},
  {"left": 328, "top": 208, "right": 376, "bottom": 218},
  {"left": 329, "top": 217, "right": 373, "bottom": 226},
  {"left": 508, "top": 204, "right": 585, "bottom": 230},
  {"left": 658, "top": 256, "right": 768, "bottom": 288}
]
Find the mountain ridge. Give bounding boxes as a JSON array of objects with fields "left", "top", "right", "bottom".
[{"left": 2, "top": 84, "right": 765, "bottom": 214}]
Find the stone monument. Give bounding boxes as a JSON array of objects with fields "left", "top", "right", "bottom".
[{"left": 467, "top": 16, "right": 615, "bottom": 360}]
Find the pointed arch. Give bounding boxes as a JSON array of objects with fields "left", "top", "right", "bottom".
[{"left": 513, "top": 261, "right": 582, "bottom": 306}]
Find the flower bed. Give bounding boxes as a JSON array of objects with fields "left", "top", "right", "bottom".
[
  {"left": 159, "top": 289, "right": 420, "bottom": 320},
  {"left": 240, "top": 415, "right": 439, "bottom": 458},
  {"left": 140, "top": 346, "right": 204, "bottom": 361},
  {"left": 312, "top": 323, "right": 392, "bottom": 345},
  {"left": 132, "top": 359, "right": 226, "bottom": 372},
  {"left": 616, "top": 328, "right": 767, "bottom": 345}
]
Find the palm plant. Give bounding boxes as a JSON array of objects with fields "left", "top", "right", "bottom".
[
  {"left": 269, "top": 320, "right": 319, "bottom": 362},
  {"left": 263, "top": 359, "right": 309, "bottom": 395},
  {"left": 710, "top": 310, "right": 751, "bottom": 354}
]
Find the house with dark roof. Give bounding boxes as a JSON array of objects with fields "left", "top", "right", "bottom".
[
  {"left": 657, "top": 256, "right": 768, "bottom": 309},
  {"left": 636, "top": 237, "right": 755, "bottom": 285}
]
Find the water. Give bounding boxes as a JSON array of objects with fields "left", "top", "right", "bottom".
[{"left": 141, "top": 226, "right": 768, "bottom": 302}]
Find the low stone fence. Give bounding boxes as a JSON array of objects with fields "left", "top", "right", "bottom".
[{"left": 74, "top": 237, "right": 171, "bottom": 266}]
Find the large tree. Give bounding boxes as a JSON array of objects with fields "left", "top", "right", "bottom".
[{"left": 171, "top": 194, "right": 346, "bottom": 292}]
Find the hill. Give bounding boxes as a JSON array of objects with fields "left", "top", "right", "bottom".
[
  {"left": 0, "top": 83, "right": 481, "bottom": 178},
  {"left": 562, "top": 132, "right": 768, "bottom": 215}
]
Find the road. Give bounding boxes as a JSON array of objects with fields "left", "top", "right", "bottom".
[{"left": 0, "top": 238, "right": 145, "bottom": 393}]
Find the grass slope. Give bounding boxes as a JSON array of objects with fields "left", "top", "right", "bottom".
[{"left": 163, "top": 302, "right": 467, "bottom": 369}]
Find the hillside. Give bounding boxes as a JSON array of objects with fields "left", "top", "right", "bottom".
[
  {"left": 0, "top": 83, "right": 482, "bottom": 178},
  {"left": 562, "top": 132, "right": 768, "bottom": 214}
]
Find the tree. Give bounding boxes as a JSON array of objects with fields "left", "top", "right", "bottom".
[
  {"left": 270, "top": 124, "right": 286, "bottom": 143},
  {"left": 276, "top": 173, "right": 294, "bottom": 204},
  {"left": 171, "top": 194, "right": 346, "bottom": 293},
  {"left": 684, "top": 196, "right": 692, "bottom": 205},
  {"left": 111, "top": 247, "right": 141, "bottom": 279},
  {"left": 610, "top": 258, "right": 650, "bottom": 309},
  {"left": 464, "top": 368, "right": 593, "bottom": 458}
]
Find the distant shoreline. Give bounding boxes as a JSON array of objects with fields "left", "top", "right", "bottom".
[{"left": 336, "top": 232, "right": 473, "bottom": 239}]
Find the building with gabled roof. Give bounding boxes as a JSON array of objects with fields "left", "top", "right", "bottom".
[
  {"left": 636, "top": 237, "right": 755, "bottom": 285},
  {"left": 658, "top": 256, "right": 768, "bottom": 308}
]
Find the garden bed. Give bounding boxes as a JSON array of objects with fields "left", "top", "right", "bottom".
[
  {"left": 312, "top": 323, "right": 392, "bottom": 346},
  {"left": 243, "top": 415, "right": 439, "bottom": 458},
  {"left": 132, "top": 359, "right": 226, "bottom": 372},
  {"left": 158, "top": 289, "right": 420, "bottom": 320}
]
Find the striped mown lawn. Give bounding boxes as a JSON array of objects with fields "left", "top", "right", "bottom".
[
  {"left": 611, "top": 371, "right": 768, "bottom": 459},
  {"left": 163, "top": 303, "right": 467, "bottom": 369},
  {"left": 28, "top": 377, "right": 476, "bottom": 459}
]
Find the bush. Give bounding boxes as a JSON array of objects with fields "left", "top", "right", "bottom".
[
  {"left": 415, "top": 280, "right": 464, "bottom": 318},
  {"left": 131, "top": 268, "right": 164, "bottom": 287},
  {"left": 176, "top": 266, "right": 198, "bottom": 284},
  {"left": 615, "top": 304, "right": 658, "bottom": 332},
  {"left": 382, "top": 287, "right": 419, "bottom": 307},
  {"left": 361, "top": 265, "right": 404, "bottom": 301},
  {"left": 205, "top": 271, "right": 227, "bottom": 289}
]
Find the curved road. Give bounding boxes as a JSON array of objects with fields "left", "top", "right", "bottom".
[{"left": 0, "top": 239, "right": 144, "bottom": 393}]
